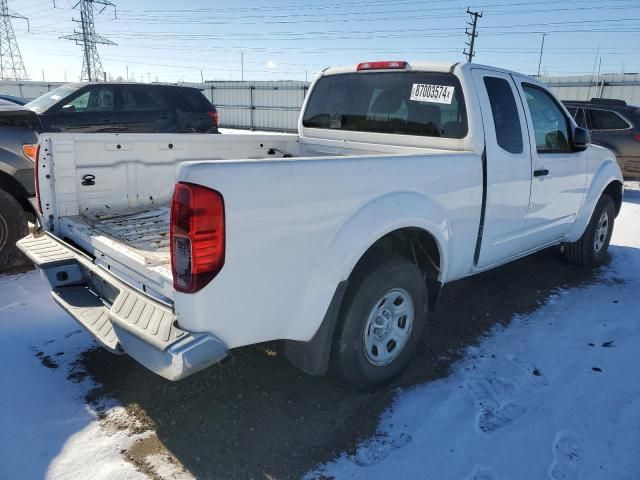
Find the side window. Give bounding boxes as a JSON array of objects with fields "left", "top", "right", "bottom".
[
  {"left": 121, "top": 87, "right": 167, "bottom": 111},
  {"left": 164, "top": 89, "right": 210, "bottom": 112},
  {"left": 588, "top": 109, "right": 630, "bottom": 130},
  {"left": 63, "top": 87, "right": 114, "bottom": 113},
  {"left": 567, "top": 107, "right": 589, "bottom": 129},
  {"left": 483, "top": 76, "right": 523, "bottom": 154},
  {"left": 573, "top": 108, "right": 589, "bottom": 128},
  {"left": 522, "top": 84, "right": 571, "bottom": 153}
]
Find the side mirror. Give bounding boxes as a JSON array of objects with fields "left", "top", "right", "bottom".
[
  {"left": 572, "top": 127, "right": 590, "bottom": 152},
  {"left": 60, "top": 104, "right": 75, "bottom": 113}
]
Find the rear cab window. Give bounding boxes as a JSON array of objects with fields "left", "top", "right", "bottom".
[
  {"left": 483, "top": 76, "right": 523, "bottom": 154},
  {"left": 303, "top": 71, "right": 468, "bottom": 139}
]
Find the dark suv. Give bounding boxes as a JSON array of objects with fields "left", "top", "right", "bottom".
[
  {"left": 563, "top": 98, "right": 640, "bottom": 179},
  {"left": 0, "top": 83, "right": 219, "bottom": 267},
  {"left": 25, "top": 83, "right": 218, "bottom": 133}
]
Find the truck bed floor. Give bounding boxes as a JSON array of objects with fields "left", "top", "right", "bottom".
[{"left": 63, "top": 207, "right": 171, "bottom": 268}]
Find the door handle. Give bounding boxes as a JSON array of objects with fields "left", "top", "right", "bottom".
[{"left": 534, "top": 169, "right": 549, "bottom": 177}]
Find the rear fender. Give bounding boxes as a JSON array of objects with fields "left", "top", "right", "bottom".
[
  {"left": 284, "top": 191, "right": 450, "bottom": 375},
  {"left": 287, "top": 191, "right": 450, "bottom": 341}
]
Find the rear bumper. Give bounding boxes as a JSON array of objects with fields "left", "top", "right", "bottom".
[{"left": 17, "top": 233, "right": 228, "bottom": 381}]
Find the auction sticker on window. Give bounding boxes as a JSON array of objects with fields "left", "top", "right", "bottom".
[{"left": 410, "top": 84, "right": 455, "bottom": 104}]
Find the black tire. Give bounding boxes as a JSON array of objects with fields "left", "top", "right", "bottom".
[
  {"left": 331, "top": 256, "right": 428, "bottom": 391},
  {"left": 0, "top": 189, "right": 28, "bottom": 268},
  {"left": 564, "top": 194, "right": 615, "bottom": 267}
]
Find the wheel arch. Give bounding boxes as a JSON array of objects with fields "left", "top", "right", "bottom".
[
  {"left": 0, "top": 170, "right": 34, "bottom": 215},
  {"left": 565, "top": 156, "right": 623, "bottom": 243},
  {"left": 285, "top": 192, "right": 449, "bottom": 376}
]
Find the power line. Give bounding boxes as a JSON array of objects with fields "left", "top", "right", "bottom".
[{"left": 60, "top": 0, "right": 116, "bottom": 81}]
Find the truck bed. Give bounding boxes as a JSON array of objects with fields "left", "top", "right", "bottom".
[
  {"left": 40, "top": 131, "right": 444, "bottom": 301},
  {"left": 60, "top": 207, "right": 173, "bottom": 299}
]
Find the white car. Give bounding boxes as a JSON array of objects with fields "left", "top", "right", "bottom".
[{"left": 19, "top": 61, "right": 623, "bottom": 390}]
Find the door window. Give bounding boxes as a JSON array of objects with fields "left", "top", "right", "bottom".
[
  {"left": 522, "top": 84, "right": 571, "bottom": 153},
  {"left": 483, "top": 76, "right": 523, "bottom": 154},
  {"left": 63, "top": 87, "right": 114, "bottom": 113},
  {"left": 588, "top": 109, "right": 630, "bottom": 130},
  {"left": 121, "top": 87, "right": 167, "bottom": 111}
]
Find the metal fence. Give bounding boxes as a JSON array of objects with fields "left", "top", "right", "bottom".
[
  {"left": 0, "top": 79, "right": 310, "bottom": 132},
  {"left": 538, "top": 73, "right": 640, "bottom": 105},
  {"left": 201, "top": 81, "right": 309, "bottom": 132},
  {"left": 1, "top": 74, "right": 638, "bottom": 133},
  {"left": 0, "top": 80, "right": 64, "bottom": 100}
]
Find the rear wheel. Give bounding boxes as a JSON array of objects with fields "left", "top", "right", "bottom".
[
  {"left": 564, "top": 194, "right": 615, "bottom": 267},
  {"left": 331, "top": 256, "right": 427, "bottom": 391},
  {"left": 0, "top": 189, "right": 28, "bottom": 268}
]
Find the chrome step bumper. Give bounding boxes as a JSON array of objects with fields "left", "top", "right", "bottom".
[{"left": 17, "top": 233, "right": 228, "bottom": 381}]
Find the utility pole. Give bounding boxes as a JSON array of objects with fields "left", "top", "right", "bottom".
[
  {"left": 463, "top": 8, "right": 482, "bottom": 63},
  {"left": 125, "top": 64, "right": 128, "bottom": 81},
  {"left": 537, "top": 33, "right": 547, "bottom": 77},
  {"left": 240, "top": 52, "right": 244, "bottom": 81},
  {"left": 0, "top": 0, "right": 30, "bottom": 80},
  {"left": 61, "top": 0, "right": 116, "bottom": 82},
  {"left": 586, "top": 44, "right": 600, "bottom": 100}
]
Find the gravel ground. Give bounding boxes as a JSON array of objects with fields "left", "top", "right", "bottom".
[{"left": 78, "top": 246, "right": 599, "bottom": 479}]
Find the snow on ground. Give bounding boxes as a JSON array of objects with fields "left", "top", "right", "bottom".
[
  {"left": 0, "top": 272, "right": 164, "bottom": 479},
  {"left": 1, "top": 185, "right": 639, "bottom": 480},
  {"left": 309, "top": 186, "right": 640, "bottom": 479}
]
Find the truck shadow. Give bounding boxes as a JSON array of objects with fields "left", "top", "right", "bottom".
[{"left": 79, "top": 247, "right": 607, "bottom": 480}]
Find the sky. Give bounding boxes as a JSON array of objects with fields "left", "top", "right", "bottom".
[{"left": 6, "top": 0, "right": 640, "bottom": 83}]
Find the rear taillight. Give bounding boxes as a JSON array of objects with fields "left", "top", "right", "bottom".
[
  {"left": 170, "top": 182, "right": 225, "bottom": 293},
  {"left": 357, "top": 61, "right": 408, "bottom": 71},
  {"left": 22, "top": 144, "right": 38, "bottom": 162},
  {"left": 634, "top": 133, "right": 640, "bottom": 142},
  {"left": 207, "top": 110, "right": 218, "bottom": 126},
  {"left": 34, "top": 145, "right": 42, "bottom": 214}
]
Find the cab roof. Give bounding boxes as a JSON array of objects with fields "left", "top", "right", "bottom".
[{"left": 320, "top": 61, "right": 539, "bottom": 84}]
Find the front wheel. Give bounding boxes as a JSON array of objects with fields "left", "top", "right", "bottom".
[
  {"left": 331, "top": 256, "right": 427, "bottom": 391},
  {"left": 564, "top": 194, "right": 615, "bottom": 267}
]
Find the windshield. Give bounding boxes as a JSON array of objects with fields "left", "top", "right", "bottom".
[
  {"left": 25, "top": 85, "right": 81, "bottom": 113},
  {"left": 303, "top": 71, "right": 467, "bottom": 138}
]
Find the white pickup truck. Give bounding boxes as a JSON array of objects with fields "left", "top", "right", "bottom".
[{"left": 19, "top": 61, "right": 623, "bottom": 390}]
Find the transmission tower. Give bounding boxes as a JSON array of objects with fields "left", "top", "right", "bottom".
[
  {"left": 61, "top": 0, "right": 116, "bottom": 82},
  {"left": 0, "top": 0, "right": 30, "bottom": 80}
]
